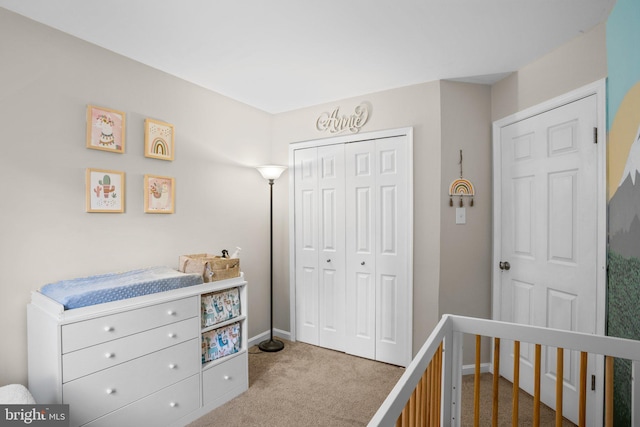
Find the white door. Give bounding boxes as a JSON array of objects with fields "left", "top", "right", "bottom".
[
  {"left": 294, "top": 147, "right": 320, "bottom": 345},
  {"left": 317, "top": 144, "right": 346, "bottom": 351},
  {"left": 345, "top": 140, "right": 377, "bottom": 359},
  {"left": 345, "top": 136, "right": 412, "bottom": 366},
  {"left": 496, "top": 94, "right": 600, "bottom": 424},
  {"left": 291, "top": 128, "right": 413, "bottom": 368},
  {"left": 294, "top": 145, "right": 346, "bottom": 351},
  {"left": 374, "top": 136, "right": 411, "bottom": 366}
]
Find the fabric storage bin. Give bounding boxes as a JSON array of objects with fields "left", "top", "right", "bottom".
[
  {"left": 179, "top": 254, "right": 240, "bottom": 283},
  {"left": 201, "top": 322, "right": 241, "bottom": 363},
  {"left": 201, "top": 287, "right": 241, "bottom": 328}
]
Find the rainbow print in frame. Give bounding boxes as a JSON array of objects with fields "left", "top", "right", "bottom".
[
  {"left": 144, "top": 118, "right": 175, "bottom": 161},
  {"left": 86, "top": 105, "right": 125, "bottom": 153}
]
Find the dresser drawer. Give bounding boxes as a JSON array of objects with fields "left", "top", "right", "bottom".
[
  {"left": 202, "top": 351, "right": 248, "bottom": 406},
  {"left": 83, "top": 374, "right": 200, "bottom": 427},
  {"left": 63, "top": 317, "right": 199, "bottom": 383},
  {"left": 64, "top": 339, "right": 199, "bottom": 427},
  {"left": 62, "top": 297, "right": 198, "bottom": 353}
]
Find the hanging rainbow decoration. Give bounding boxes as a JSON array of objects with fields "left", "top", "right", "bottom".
[
  {"left": 449, "top": 178, "right": 475, "bottom": 207},
  {"left": 151, "top": 138, "right": 168, "bottom": 156}
]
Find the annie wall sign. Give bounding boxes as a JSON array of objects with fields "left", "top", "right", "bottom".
[
  {"left": 316, "top": 102, "right": 371, "bottom": 134},
  {"left": 449, "top": 149, "right": 475, "bottom": 207}
]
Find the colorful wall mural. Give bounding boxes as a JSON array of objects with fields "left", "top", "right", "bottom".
[{"left": 606, "top": 0, "right": 640, "bottom": 424}]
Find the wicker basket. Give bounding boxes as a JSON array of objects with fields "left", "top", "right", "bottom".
[{"left": 179, "top": 253, "right": 240, "bottom": 283}]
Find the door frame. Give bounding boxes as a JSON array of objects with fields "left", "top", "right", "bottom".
[
  {"left": 288, "top": 126, "right": 414, "bottom": 349},
  {"left": 491, "top": 79, "right": 607, "bottom": 423}
]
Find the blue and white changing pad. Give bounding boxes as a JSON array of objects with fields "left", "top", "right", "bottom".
[{"left": 40, "top": 266, "right": 203, "bottom": 310}]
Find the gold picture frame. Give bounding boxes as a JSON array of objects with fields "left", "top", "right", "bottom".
[
  {"left": 86, "top": 168, "right": 125, "bottom": 213},
  {"left": 144, "top": 174, "right": 175, "bottom": 214},
  {"left": 86, "top": 105, "right": 126, "bottom": 153},
  {"left": 144, "top": 118, "right": 175, "bottom": 161}
]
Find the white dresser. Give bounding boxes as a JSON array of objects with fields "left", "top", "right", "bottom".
[{"left": 27, "top": 275, "right": 248, "bottom": 427}]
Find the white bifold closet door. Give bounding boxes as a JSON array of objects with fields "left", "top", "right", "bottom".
[
  {"left": 293, "top": 134, "right": 411, "bottom": 367},
  {"left": 294, "top": 144, "right": 346, "bottom": 352},
  {"left": 344, "top": 136, "right": 410, "bottom": 366}
]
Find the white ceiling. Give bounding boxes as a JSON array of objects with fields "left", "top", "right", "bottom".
[{"left": 0, "top": 0, "right": 615, "bottom": 113}]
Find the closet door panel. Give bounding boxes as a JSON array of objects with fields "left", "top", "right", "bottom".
[
  {"left": 318, "top": 145, "right": 345, "bottom": 351},
  {"left": 375, "top": 136, "right": 411, "bottom": 366},
  {"left": 345, "top": 141, "right": 376, "bottom": 359},
  {"left": 294, "top": 148, "right": 319, "bottom": 345}
]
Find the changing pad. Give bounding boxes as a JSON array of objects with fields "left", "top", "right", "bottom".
[{"left": 40, "top": 266, "right": 204, "bottom": 310}]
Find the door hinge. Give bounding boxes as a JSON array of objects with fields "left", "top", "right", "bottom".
[
  {"left": 593, "top": 127, "right": 598, "bottom": 144},
  {"left": 592, "top": 374, "right": 596, "bottom": 391}
]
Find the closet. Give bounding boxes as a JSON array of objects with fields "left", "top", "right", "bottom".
[{"left": 290, "top": 128, "right": 413, "bottom": 367}]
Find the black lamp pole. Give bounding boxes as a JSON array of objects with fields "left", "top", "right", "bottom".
[{"left": 258, "top": 178, "right": 284, "bottom": 352}]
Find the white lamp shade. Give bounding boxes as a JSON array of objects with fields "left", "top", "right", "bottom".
[{"left": 256, "top": 165, "right": 287, "bottom": 181}]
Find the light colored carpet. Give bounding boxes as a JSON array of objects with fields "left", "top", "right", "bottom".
[
  {"left": 461, "top": 373, "right": 576, "bottom": 426},
  {"left": 188, "top": 340, "right": 575, "bottom": 426},
  {"left": 188, "top": 339, "right": 404, "bottom": 427}
]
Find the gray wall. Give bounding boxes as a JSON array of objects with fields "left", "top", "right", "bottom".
[
  {"left": 0, "top": 9, "right": 274, "bottom": 385},
  {"left": 492, "top": 22, "right": 607, "bottom": 121},
  {"left": 439, "top": 81, "right": 493, "bottom": 364}
]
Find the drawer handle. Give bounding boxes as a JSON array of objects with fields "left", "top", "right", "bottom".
[
  {"left": 105, "top": 353, "right": 115, "bottom": 359},
  {"left": 168, "top": 333, "right": 176, "bottom": 338},
  {"left": 223, "top": 375, "right": 231, "bottom": 381},
  {"left": 168, "top": 364, "right": 177, "bottom": 369},
  {"left": 106, "top": 388, "right": 116, "bottom": 395},
  {"left": 169, "top": 402, "right": 177, "bottom": 408},
  {"left": 104, "top": 326, "right": 114, "bottom": 332},
  {"left": 167, "top": 310, "right": 176, "bottom": 316}
]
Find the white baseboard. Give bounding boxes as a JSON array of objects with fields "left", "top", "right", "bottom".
[
  {"left": 248, "top": 328, "right": 291, "bottom": 348},
  {"left": 462, "top": 363, "right": 490, "bottom": 376}
]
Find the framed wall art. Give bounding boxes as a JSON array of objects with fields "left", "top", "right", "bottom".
[
  {"left": 86, "top": 105, "right": 126, "bottom": 153},
  {"left": 144, "top": 174, "right": 175, "bottom": 214},
  {"left": 144, "top": 118, "right": 175, "bottom": 161},
  {"left": 86, "top": 168, "right": 125, "bottom": 213}
]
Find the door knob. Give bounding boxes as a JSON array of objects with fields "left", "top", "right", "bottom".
[
  {"left": 326, "top": 259, "right": 331, "bottom": 263},
  {"left": 361, "top": 261, "right": 365, "bottom": 266},
  {"left": 499, "top": 261, "right": 511, "bottom": 271}
]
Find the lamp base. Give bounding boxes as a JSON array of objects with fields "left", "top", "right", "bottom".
[{"left": 258, "top": 338, "right": 285, "bottom": 352}]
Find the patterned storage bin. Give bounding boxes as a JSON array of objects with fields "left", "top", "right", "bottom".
[
  {"left": 202, "top": 322, "right": 241, "bottom": 363},
  {"left": 201, "top": 287, "right": 241, "bottom": 328}
]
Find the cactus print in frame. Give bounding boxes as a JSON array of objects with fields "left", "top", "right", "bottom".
[
  {"left": 86, "top": 105, "right": 125, "bottom": 153},
  {"left": 86, "top": 168, "right": 125, "bottom": 213}
]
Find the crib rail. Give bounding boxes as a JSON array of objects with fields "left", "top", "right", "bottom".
[{"left": 368, "top": 315, "right": 640, "bottom": 427}]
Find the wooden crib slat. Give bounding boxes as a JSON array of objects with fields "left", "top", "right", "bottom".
[
  {"left": 409, "top": 390, "right": 416, "bottom": 427},
  {"left": 437, "top": 343, "right": 443, "bottom": 424},
  {"left": 579, "top": 351, "right": 587, "bottom": 427},
  {"left": 429, "top": 351, "right": 440, "bottom": 426},
  {"left": 534, "top": 344, "right": 541, "bottom": 427},
  {"left": 426, "top": 359, "right": 432, "bottom": 426},
  {"left": 474, "top": 335, "right": 481, "bottom": 427},
  {"left": 605, "top": 356, "right": 614, "bottom": 427},
  {"left": 556, "top": 347, "right": 564, "bottom": 427},
  {"left": 493, "top": 337, "right": 500, "bottom": 427},
  {"left": 415, "top": 373, "right": 422, "bottom": 426},
  {"left": 420, "top": 370, "right": 427, "bottom": 427},
  {"left": 512, "top": 341, "right": 520, "bottom": 427}
]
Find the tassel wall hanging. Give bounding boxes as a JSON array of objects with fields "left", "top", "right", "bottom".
[{"left": 449, "top": 149, "right": 475, "bottom": 207}]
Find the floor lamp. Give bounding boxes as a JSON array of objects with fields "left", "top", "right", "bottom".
[{"left": 256, "top": 165, "right": 287, "bottom": 352}]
